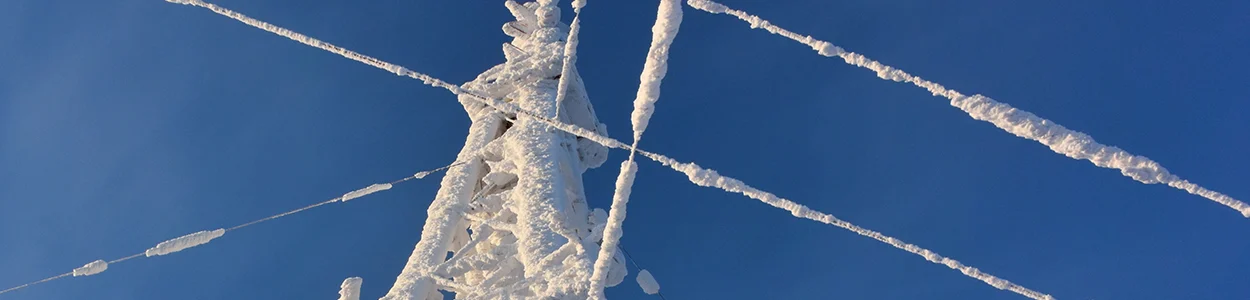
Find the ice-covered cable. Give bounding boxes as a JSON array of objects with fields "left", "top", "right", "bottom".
[
  {"left": 590, "top": 1, "right": 682, "bottom": 298},
  {"left": 339, "top": 277, "right": 363, "bottom": 300},
  {"left": 686, "top": 0, "right": 1249, "bottom": 219},
  {"left": 588, "top": 161, "right": 638, "bottom": 299},
  {"left": 0, "top": 162, "right": 459, "bottom": 296},
  {"left": 164, "top": 0, "right": 628, "bottom": 153},
  {"left": 165, "top": 0, "right": 462, "bottom": 93},
  {"left": 638, "top": 150, "right": 1054, "bottom": 300},
  {"left": 0, "top": 273, "right": 71, "bottom": 296},
  {"left": 629, "top": 0, "right": 683, "bottom": 142},
  {"left": 166, "top": 0, "right": 566, "bottom": 130}
]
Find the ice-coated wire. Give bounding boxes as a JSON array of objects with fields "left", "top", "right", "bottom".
[{"left": 0, "top": 161, "right": 460, "bottom": 296}]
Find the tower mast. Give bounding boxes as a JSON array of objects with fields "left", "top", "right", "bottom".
[{"left": 383, "top": 1, "right": 625, "bottom": 299}]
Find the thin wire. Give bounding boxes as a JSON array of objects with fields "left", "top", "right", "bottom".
[
  {"left": 107, "top": 253, "right": 145, "bottom": 264},
  {"left": 0, "top": 161, "right": 462, "bottom": 296},
  {"left": 0, "top": 273, "right": 70, "bottom": 296},
  {"left": 225, "top": 198, "right": 340, "bottom": 232},
  {"left": 225, "top": 159, "right": 467, "bottom": 233},
  {"left": 2, "top": 251, "right": 158, "bottom": 296},
  {"left": 619, "top": 245, "right": 669, "bottom": 300}
]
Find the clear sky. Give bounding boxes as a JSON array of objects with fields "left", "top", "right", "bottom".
[{"left": 2, "top": 0, "right": 1248, "bottom": 299}]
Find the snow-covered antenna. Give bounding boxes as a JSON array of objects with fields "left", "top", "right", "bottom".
[{"left": 383, "top": 1, "right": 620, "bottom": 299}]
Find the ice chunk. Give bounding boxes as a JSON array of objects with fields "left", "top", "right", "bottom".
[
  {"left": 341, "top": 183, "right": 393, "bottom": 202},
  {"left": 145, "top": 229, "right": 226, "bottom": 257},
  {"left": 338, "top": 277, "right": 362, "bottom": 300},
  {"left": 72, "top": 260, "right": 108, "bottom": 277},
  {"left": 636, "top": 269, "right": 660, "bottom": 295},
  {"left": 483, "top": 172, "right": 518, "bottom": 186},
  {"left": 591, "top": 208, "right": 608, "bottom": 225}
]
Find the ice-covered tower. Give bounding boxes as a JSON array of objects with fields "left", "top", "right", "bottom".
[{"left": 382, "top": 1, "right": 627, "bottom": 299}]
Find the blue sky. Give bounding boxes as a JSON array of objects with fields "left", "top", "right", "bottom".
[{"left": 2, "top": 0, "right": 1248, "bottom": 299}]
